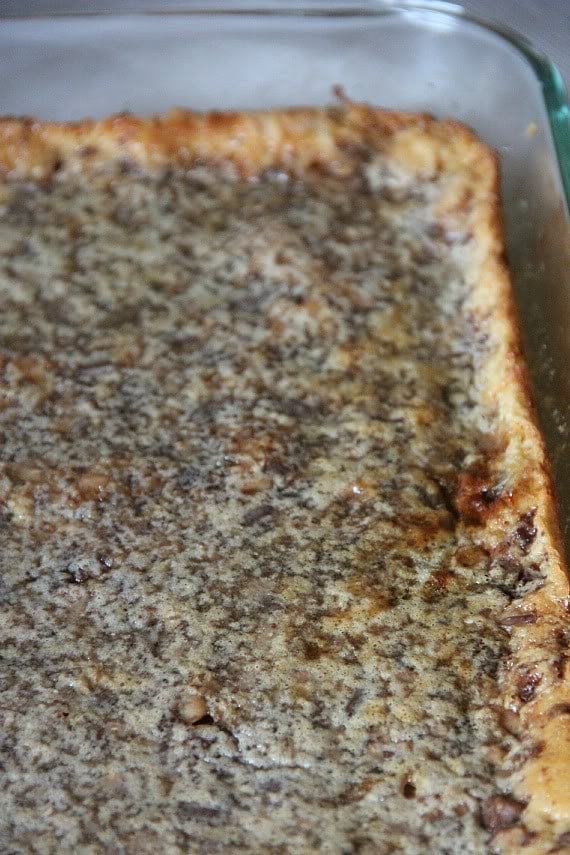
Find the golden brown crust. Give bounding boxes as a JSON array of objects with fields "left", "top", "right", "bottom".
[
  {"left": 0, "top": 103, "right": 568, "bottom": 852},
  {"left": 469, "top": 153, "right": 570, "bottom": 855},
  {"left": 0, "top": 107, "right": 486, "bottom": 182}
]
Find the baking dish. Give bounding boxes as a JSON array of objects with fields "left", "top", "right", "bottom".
[{"left": 1, "top": 0, "right": 569, "bottom": 550}]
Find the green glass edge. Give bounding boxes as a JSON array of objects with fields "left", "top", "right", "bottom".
[
  {"left": 393, "top": 1, "right": 570, "bottom": 213},
  {"left": 471, "top": 3, "right": 570, "bottom": 213},
  {"left": 525, "top": 54, "right": 570, "bottom": 213}
]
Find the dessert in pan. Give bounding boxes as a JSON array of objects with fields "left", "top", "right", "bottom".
[{"left": 0, "top": 105, "right": 568, "bottom": 853}]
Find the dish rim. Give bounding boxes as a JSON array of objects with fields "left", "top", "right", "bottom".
[{"left": 1, "top": 0, "right": 569, "bottom": 208}]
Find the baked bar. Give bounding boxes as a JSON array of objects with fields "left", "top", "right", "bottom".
[{"left": 0, "top": 105, "right": 568, "bottom": 853}]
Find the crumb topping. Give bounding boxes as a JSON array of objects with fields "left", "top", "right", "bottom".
[{"left": 0, "top": 159, "right": 549, "bottom": 853}]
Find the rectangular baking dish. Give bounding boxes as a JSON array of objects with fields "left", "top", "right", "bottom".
[{"left": 1, "top": 0, "right": 570, "bottom": 551}]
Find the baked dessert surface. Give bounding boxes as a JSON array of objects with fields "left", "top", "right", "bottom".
[{"left": 0, "top": 106, "right": 568, "bottom": 854}]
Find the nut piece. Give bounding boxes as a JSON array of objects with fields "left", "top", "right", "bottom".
[
  {"left": 178, "top": 693, "right": 209, "bottom": 725},
  {"left": 480, "top": 795, "right": 525, "bottom": 832}
]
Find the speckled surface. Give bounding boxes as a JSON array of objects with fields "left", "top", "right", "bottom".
[{"left": 0, "top": 161, "right": 535, "bottom": 853}]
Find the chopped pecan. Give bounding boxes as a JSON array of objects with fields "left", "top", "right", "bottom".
[
  {"left": 480, "top": 795, "right": 525, "bottom": 832},
  {"left": 498, "top": 611, "right": 537, "bottom": 628},
  {"left": 517, "top": 671, "right": 541, "bottom": 704},
  {"left": 514, "top": 510, "right": 537, "bottom": 554}
]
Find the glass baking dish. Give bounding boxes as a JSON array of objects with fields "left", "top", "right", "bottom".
[{"left": 1, "top": 0, "right": 570, "bottom": 550}]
